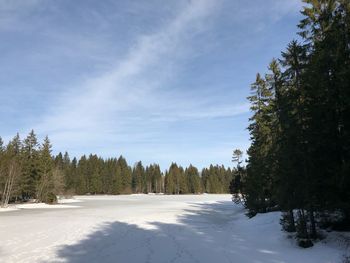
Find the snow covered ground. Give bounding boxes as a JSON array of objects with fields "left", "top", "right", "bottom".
[
  {"left": 0, "top": 194, "right": 347, "bottom": 263},
  {"left": 0, "top": 199, "right": 81, "bottom": 212}
]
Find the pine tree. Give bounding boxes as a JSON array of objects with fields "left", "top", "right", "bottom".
[
  {"left": 165, "top": 163, "right": 179, "bottom": 194},
  {"left": 245, "top": 73, "right": 275, "bottom": 214},
  {"left": 117, "top": 156, "right": 132, "bottom": 194},
  {"left": 132, "top": 161, "right": 144, "bottom": 193},
  {"left": 37, "top": 136, "right": 55, "bottom": 203},
  {"left": 76, "top": 155, "right": 88, "bottom": 194},
  {"left": 185, "top": 165, "right": 201, "bottom": 194},
  {"left": 230, "top": 149, "right": 245, "bottom": 203},
  {"left": 88, "top": 154, "right": 102, "bottom": 194},
  {"left": 21, "top": 130, "right": 40, "bottom": 200}
]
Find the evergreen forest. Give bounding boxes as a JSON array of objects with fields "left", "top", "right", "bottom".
[
  {"left": 0, "top": 130, "right": 235, "bottom": 206},
  {"left": 232, "top": 0, "right": 350, "bottom": 247}
]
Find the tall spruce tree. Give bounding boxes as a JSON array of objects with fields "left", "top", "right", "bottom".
[
  {"left": 245, "top": 73, "right": 275, "bottom": 214},
  {"left": 21, "top": 130, "right": 39, "bottom": 200},
  {"left": 37, "top": 136, "right": 55, "bottom": 203}
]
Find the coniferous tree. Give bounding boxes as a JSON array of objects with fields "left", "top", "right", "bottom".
[
  {"left": 245, "top": 73, "right": 275, "bottom": 214},
  {"left": 230, "top": 149, "right": 245, "bottom": 203},
  {"left": 132, "top": 161, "right": 145, "bottom": 193},
  {"left": 21, "top": 130, "right": 39, "bottom": 200},
  {"left": 165, "top": 163, "right": 178, "bottom": 194},
  {"left": 242, "top": 0, "right": 350, "bottom": 246},
  {"left": 1, "top": 131, "right": 234, "bottom": 202},
  {"left": 185, "top": 165, "right": 201, "bottom": 194},
  {"left": 118, "top": 156, "right": 132, "bottom": 194},
  {"left": 36, "top": 136, "right": 55, "bottom": 203}
]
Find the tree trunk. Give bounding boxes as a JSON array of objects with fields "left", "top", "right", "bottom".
[
  {"left": 1, "top": 160, "right": 17, "bottom": 208},
  {"left": 289, "top": 209, "right": 296, "bottom": 232},
  {"left": 1, "top": 176, "right": 10, "bottom": 207},
  {"left": 298, "top": 209, "right": 309, "bottom": 239},
  {"left": 309, "top": 206, "right": 317, "bottom": 239}
]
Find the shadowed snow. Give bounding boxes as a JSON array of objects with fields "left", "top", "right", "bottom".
[{"left": 0, "top": 195, "right": 344, "bottom": 263}]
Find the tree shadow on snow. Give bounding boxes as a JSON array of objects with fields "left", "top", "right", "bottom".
[{"left": 43, "top": 201, "right": 288, "bottom": 263}]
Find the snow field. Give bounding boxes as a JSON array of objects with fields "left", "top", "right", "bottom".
[
  {"left": 0, "top": 194, "right": 346, "bottom": 263},
  {"left": 0, "top": 198, "right": 82, "bottom": 212}
]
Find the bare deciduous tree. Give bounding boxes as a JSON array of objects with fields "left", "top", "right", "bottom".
[{"left": 1, "top": 159, "right": 20, "bottom": 208}]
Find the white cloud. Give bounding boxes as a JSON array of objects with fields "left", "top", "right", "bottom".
[{"left": 33, "top": 0, "right": 249, "bottom": 148}]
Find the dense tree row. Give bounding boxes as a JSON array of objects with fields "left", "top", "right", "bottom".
[
  {"left": 164, "top": 163, "right": 234, "bottom": 194},
  {"left": 237, "top": 0, "right": 350, "bottom": 247},
  {"left": 0, "top": 131, "right": 235, "bottom": 206}
]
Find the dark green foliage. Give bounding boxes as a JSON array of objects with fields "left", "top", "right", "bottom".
[
  {"left": 21, "top": 130, "right": 40, "bottom": 200},
  {"left": 36, "top": 136, "right": 54, "bottom": 203},
  {"left": 132, "top": 161, "right": 145, "bottom": 193},
  {"left": 1, "top": 131, "right": 233, "bottom": 201},
  {"left": 185, "top": 165, "right": 202, "bottom": 194},
  {"left": 298, "top": 238, "right": 314, "bottom": 248},
  {"left": 230, "top": 149, "right": 246, "bottom": 204},
  {"left": 280, "top": 211, "right": 296, "bottom": 233},
  {"left": 230, "top": 167, "right": 246, "bottom": 204},
  {"left": 164, "top": 163, "right": 181, "bottom": 194},
  {"left": 118, "top": 156, "right": 132, "bottom": 194},
  {"left": 201, "top": 165, "right": 233, "bottom": 193},
  {"left": 44, "top": 192, "right": 57, "bottom": 204},
  {"left": 243, "top": 0, "right": 350, "bottom": 247}
]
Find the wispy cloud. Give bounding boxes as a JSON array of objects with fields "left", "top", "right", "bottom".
[
  {"left": 0, "top": 0, "right": 302, "bottom": 168},
  {"left": 33, "top": 0, "right": 248, "bottom": 149}
]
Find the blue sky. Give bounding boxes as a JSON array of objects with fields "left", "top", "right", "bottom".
[{"left": 0, "top": 0, "right": 303, "bottom": 170}]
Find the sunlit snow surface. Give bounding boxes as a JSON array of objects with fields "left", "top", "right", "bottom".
[
  {"left": 0, "top": 199, "right": 81, "bottom": 212},
  {"left": 0, "top": 195, "right": 345, "bottom": 263}
]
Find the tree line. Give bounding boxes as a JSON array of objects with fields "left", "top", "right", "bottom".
[
  {"left": 0, "top": 130, "right": 235, "bottom": 206},
  {"left": 232, "top": 0, "right": 350, "bottom": 247}
]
